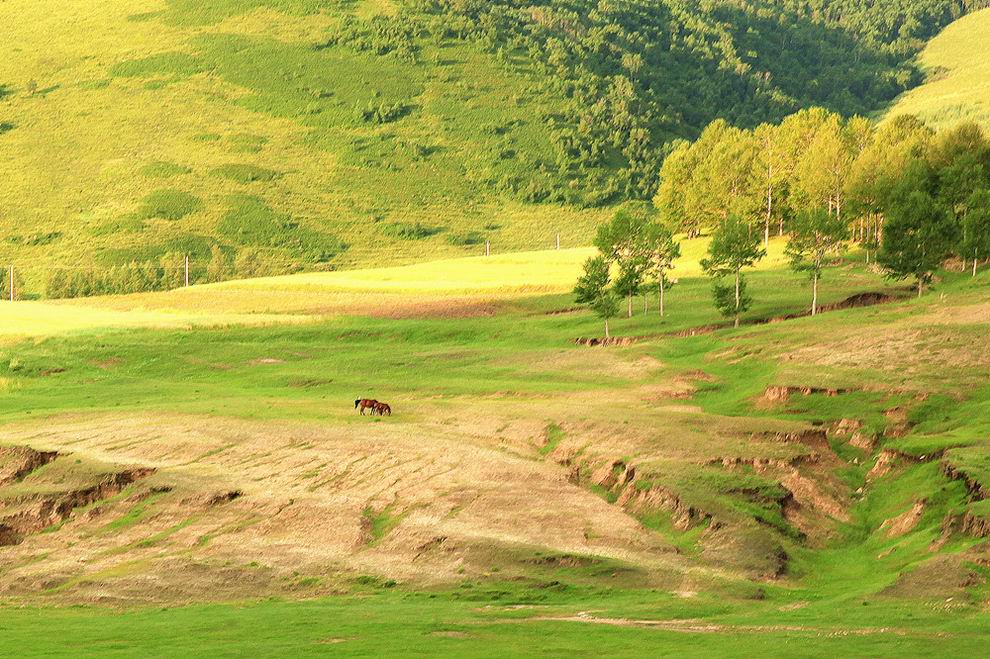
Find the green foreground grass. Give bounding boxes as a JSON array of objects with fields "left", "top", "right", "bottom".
[{"left": 3, "top": 584, "right": 989, "bottom": 657}]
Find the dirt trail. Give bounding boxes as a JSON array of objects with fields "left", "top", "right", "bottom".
[{"left": 524, "top": 614, "right": 942, "bottom": 638}]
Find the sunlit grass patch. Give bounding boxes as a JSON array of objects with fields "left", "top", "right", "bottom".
[{"left": 0, "top": 301, "right": 313, "bottom": 342}]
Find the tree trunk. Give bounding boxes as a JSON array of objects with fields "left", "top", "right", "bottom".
[
  {"left": 811, "top": 271, "right": 818, "bottom": 316},
  {"left": 975, "top": 250, "right": 980, "bottom": 277},
  {"left": 734, "top": 269, "right": 741, "bottom": 328},
  {"left": 917, "top": 278, "right": 924, "bottom": 298},
  {"left": 659, "top": 277, "right": 665, "bottom": 317},
  {"left": 604, "top": 318, "right": 610, "bottom": 338},
  {"left": 764, "top": 179, "right": 772, "bottom": 250},
  {"left": 627, "top": 294, "right": 632, "bottom": 318}
]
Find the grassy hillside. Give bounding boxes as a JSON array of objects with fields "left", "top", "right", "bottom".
[
  {"left": 884, "top": 7, "right": 990, "bottom": 127},
  {"left": 2, "top": 249, "right": 990, "bottom": 653},
  {"left": 0, "top": 0, "right": 976, "bottom": 291}
]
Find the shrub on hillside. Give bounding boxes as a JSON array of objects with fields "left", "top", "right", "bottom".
[
  {"left": 233, "top": 247, "right": 282, "bottom": 278},
  {"left": 140, "top": 161, "right": 192, "bottom": 178},
  {"left": 356, "top": 101, "right": 410, "bottom": 124},
  {"left": 137, "top": 189, "right": 203, "bottom": 221},
  {"left": 218, "top": 195, "right": 346, "bottom": 263},
  {"left": 379, "top": 222, "right": 443, "bottom": 240},
  {"left": 211, "top": 164, "right": 282, "bottom": 184},
  {"left": 446, "top": 231, "right": 484, "bottom": 246}
]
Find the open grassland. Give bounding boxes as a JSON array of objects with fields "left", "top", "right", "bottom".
[
  {"left": 3, "top": 249, "right": 990, "bottom": 653},
  {"left": 884, "top": 8, "right": 990, "bottom": 128},
  {"left": 2, "top": 237, "right": 790, "bottom": 339}
]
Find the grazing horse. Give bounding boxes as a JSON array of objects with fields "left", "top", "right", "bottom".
[
  {"left": 374, "top": 402, "right": 391, "bottom": 416},
  {"left": 355, "top": 399, "right": 378, "bottom": 415}
]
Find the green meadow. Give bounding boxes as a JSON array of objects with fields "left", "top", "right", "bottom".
[
  {"left": 2, "top": 252, "right": 990, "bottom": 654},
  {"left": 4, "top": 1, "right": 990, "bottom": 655}
]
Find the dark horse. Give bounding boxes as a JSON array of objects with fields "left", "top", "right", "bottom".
[
  {"left": 355, "top": 399, "right": 378, "bottom": 415},
  {"left": 374, "top": 402, "right": 391, "bottom": 416}
]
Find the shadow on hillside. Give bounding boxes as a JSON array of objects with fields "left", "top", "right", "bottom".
[{"left": 704, "top": 5, "right": 918, "bottom": 129}]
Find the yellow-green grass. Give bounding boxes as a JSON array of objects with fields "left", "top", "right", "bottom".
[
  {"left": 0, "top": 0, "right": 603, "bottom": 288},
  {"left": 221, "top": 235, "right": 788, "bottom": 294},
  {"left": 0, "top": 301, "right": 312, "bottom": 343},
  {"left": 883, "top": 8, "right": 990, "bottom": 128},
  {"left": 16, "top": 237, "right": 790, "bottom": 332}
]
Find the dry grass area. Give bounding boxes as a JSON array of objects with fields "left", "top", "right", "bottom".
[
  {"left": 0, "top": 351, "right": 844, "bottom": 603},
  {"left": 0, "top": 369, "right": 832, "bottom": 605},
  {"left": 0, "top": 410, "right": 681, "bottom": 604},
  {"left": 773, "top": 288, "right": 990, "bottom": 392}
]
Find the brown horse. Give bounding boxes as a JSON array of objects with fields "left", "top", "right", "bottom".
[
  {"left": 374, "top": 402, "right": 391, "bottom": 416},
  {"left": 355, "top": 399, "right": 378, "bottom": 415}
]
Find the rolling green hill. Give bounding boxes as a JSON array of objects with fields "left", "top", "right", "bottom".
[
  {"left": 0, "top": 0, "right": 984, "bottom": 291},
  {"left": 884, "top": 7, "right": 990, "bottom": 128}
]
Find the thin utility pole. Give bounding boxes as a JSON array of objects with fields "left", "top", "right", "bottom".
[
  {"left": 485, "top": 240, "right": 490, "bottom": 257},
  {"left": 556, "top": 233, "right": 560, "bottom": 250},
  {"left": 8, "top": 266, "right": 12, "bottom": 302},
  {"left": 184, "top": 255, "right": 189, "bottom": 287}
]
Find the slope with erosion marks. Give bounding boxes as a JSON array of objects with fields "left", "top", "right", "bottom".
[
  {"left": 681, "top": 272, "right": 990, "bottom": 600},
  {"left": 0, "top": 411, "right": 688, "bottom": 604},
  {"left": 0, "top": 367, "right": 891, "bottom": 603},
  {"left": 2, "top": 256, "right": 990, "bottom": 623}
]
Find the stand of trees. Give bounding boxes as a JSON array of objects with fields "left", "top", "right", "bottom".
[
  {"left": 365, "top": 0, "right": 990, "bottom": 207},
  {"left": 0, "top": 266, "right": 25, "bottom": 301},
  {"left": 579, "top": 111, "right": 990, "bottom": 335},
  {"left": 575, "top": 203, "right": 681, "bottom": 335},
  {"left": 656, "top": 110, "right": 990, "bottom": 301}
]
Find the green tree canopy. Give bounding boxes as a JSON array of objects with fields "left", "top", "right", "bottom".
[
  {"left": 574, "top": 255, "right": 620, "bottom": 338},
  {"left": 962, "top": 189, "right": 990, "bottom": 276},
  {"left": 879, "top": 189, "right": 958, "bottom": 296},
  {"left": 641, "top": 221, "right": 681, "bottom": 317},
  {"left": 701, "top": 215, "right": 766, "bottom": 327},
  {"left": 786, "top": 208, "right": 849, "bottom": 315}
]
